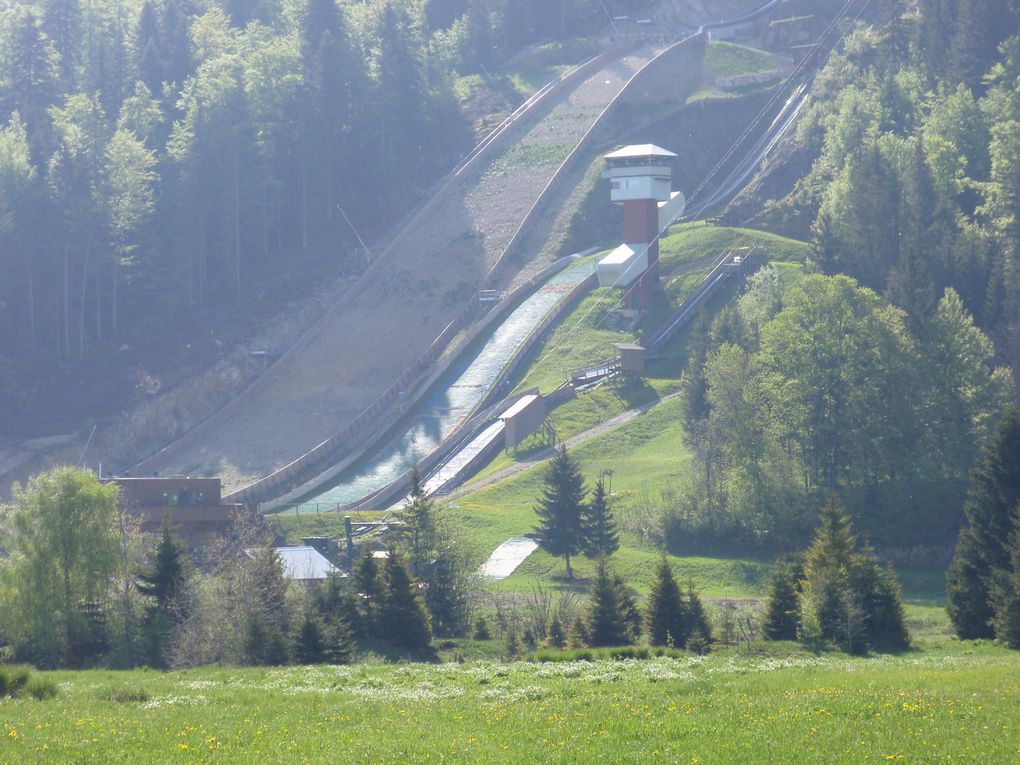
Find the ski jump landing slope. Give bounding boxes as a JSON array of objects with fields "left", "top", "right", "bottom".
[{"left": 134, "top": 46, "right": 659, "bottom": 490}]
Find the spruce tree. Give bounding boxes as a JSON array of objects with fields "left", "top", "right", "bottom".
[
  {"left": 382, "top": 551, "right": 432, "bottom": 651},
  {"left": 533, "top": 446, "right": 587, "bottom": 579},
  {"left": 398, "top": 469, "right": 436, "bottom": 576},
  {"left": 567, "top": 614, "right": 589, "bottom": 648},
  {"left": 585, "top": 560, "right": 635, "bottom": 647},
  {"left": 325, "top": 612, "right": 355, "bottom": 665},
  {"left": 801, "top": 496, "right": 855, "bottom": 645},
  {"left": 582, "top": 477, "right": 619, "bottom": 559},
  {"left": 504, "top": 628, "right": 523, "bottom": 659},
  {"left": 242, "top": 542, "right": 291, "bottom": 665},
  {"left": 645, "top": 558, "right": 689, "bottom": 648},
  {"left": 850, "top": 557, "right": 910, "bottom": 651},
  {"left": 682, "top": 312, "right": 711, "bottom": 434},
  {"left": 989, "top": 514, "right": 1020, "bottom": 648},
  {"left": 800, "top": 498, "right": 910, "bottom": 652},
  {"left": 762, "top": 561, "right": 800, "bottom": 641},
  {"left": 136, "top": 518, "right": 190, "bottom": 667},
  {"left": 353, "top": 551, "right": 385, "bottom": 639},
  {"left": 293, "top": 611, "right": 326, "bottom": 664},
  {"left": 686, "top": 583, "right": 712, "bottom": 646},
  {"left": 472, "top": 617, "right": 491, "bottom": 641},
  {"left": 947, "top": 410, "right": 1020, "bottom": 638},
  {"left": 544, "top": 613, "right": 567, "bottom": 649}
]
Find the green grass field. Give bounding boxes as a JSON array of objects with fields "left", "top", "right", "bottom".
[
  {"left": 704, "top": 41, "right": 779, "bottom": 80},
  {"left": 4, "top": 645, "right": 1017, "bottom": 764}
]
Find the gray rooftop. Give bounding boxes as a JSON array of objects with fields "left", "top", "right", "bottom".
[{"left": 275, "top": 546, "right": 340, "bottom": 580}]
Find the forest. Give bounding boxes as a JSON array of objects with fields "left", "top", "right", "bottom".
[
  {"left": 0, "top": 0, "right": 647, "bottom": 389},
  {"left": 673, "top": 0, "right": 1020, "bottom": 552}
]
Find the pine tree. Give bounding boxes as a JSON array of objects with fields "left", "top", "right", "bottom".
[
  {"left": 762, "top": 561, "right": 800, "bottom": 641},
  {"left": 801, "top": 496, "right": 856, "bottom": 646},
  {"left": 242, "top": 541, "right": 291, "bottom": 665},
  {"left": 293, "top": 611, "right": 326, "bottom": 664},
  {"left": 645, "top": 558, "right": 689, "bottom": 648},
  {"left": 544, "top": 613, "right": 566, "bottom": 649},
  {"left": 686, "top": 583, "right": 712, "bottom": 646},
  {"left": 947, "top": 410, "right": 1020, "bottom": 638},
  {"left": 353, "top": 551, "right": 385, "bottom": 639},
  {"left": 567, "top": 613, "right": 589, "bottom": 648},
  {"left": 585, "top": 560, "right": 635, "bottom": 647},
  {"left": 850, "top": 557, "right": 910, "bottom": 651},
  {"left": 989, "top": 513, "right": 1020, "bottom": 648},
  {"left": 533, "top": 446, "right": 587, "bottom": 579},
  {"left": 382, "top": 551, "right": 432, "bottom": 650},
  {"left": 136, "top": 518, "right": 189, "bottom": 667},
  {"left": 582, "top": 477, "right": 619, "bottom": 559}
]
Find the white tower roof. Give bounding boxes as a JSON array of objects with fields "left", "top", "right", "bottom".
[{"left": 604, "top": 144, "right": 677, "bottom": 161}]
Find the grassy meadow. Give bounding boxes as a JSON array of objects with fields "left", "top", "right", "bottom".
[{"left": 3, "top": 645, "right": 1018, "bottom": 764}]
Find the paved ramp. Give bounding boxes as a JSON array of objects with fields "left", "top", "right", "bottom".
[{"left": 478, "top": 537, "right": 540, "bottom": 580}]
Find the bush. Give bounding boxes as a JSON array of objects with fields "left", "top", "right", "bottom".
[
  {"left": 0, "top": 665, "right": 31, "bottom": 696},
  {"left": 27, "top": 676, "right": 59, "bottom": 700},
  {"left": 0, "top": 665, "right": 57, "bottom": 699}
]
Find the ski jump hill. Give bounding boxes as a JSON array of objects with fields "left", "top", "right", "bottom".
[{"left": 132, "top": 2, "right": 777, "bottom": 500}]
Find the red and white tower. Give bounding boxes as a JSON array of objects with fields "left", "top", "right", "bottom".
[{"left": 598, "top": 144, "right": 685, "bottom": 308}]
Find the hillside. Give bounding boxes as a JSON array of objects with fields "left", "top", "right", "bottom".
[{"left": 0, "top": 1, "right": 780, "bottom": 499}]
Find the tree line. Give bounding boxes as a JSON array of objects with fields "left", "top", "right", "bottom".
[
  {"left": 799, "top": 4, "right": 1020, "bottom": 387},
  {"left": 674, "top": 268, "right": 1012, "bottom": 552},
  {"left": 0, "top": 0, "right": 632, "bottom": 376},
  {"left": 675, "top": 2, "right": 1020, "bottom": 551}
]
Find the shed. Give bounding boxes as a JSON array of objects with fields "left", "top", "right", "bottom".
[
  {"left": 500, "top": 394, "right": 546, "bottom": 450},
  {"left": 613, "top": 343, "right": 646, "bottom": 374}
]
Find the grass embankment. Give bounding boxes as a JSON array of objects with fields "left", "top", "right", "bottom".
[
  {"left": 4, "top": 645, "right": 1017, "bottom": 763},
  {"left": 704, "top": 41, "right": 779, "bottom": 80}
]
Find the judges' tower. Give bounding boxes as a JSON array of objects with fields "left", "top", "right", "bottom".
[{"left": 597, "top": 144, "right": 685, "bottom": 308}]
